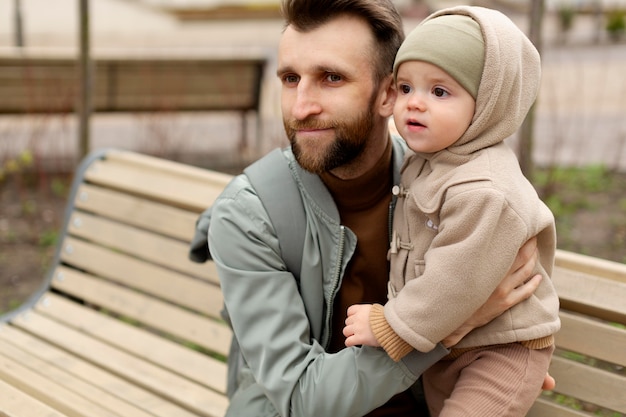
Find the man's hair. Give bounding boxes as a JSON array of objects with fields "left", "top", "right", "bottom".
[{"left": 281, "top": 0, "right": 405, "bottom": 82}]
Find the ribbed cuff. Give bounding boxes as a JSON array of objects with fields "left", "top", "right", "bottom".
[
  {"left": 448, "top": 336, "right": 556, "bottom": 359},
  {"left": 370, "top": 303, "right": 414, "bottom": 361},
  {"left": 521, "top": 335, "right": 555, "bottom": 350}
]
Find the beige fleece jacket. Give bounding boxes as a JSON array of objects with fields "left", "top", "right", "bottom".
[{"left": 373, "top": 6, "right": 561, "bottom": 360}]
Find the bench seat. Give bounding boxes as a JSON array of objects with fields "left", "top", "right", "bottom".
[{"left": 0, "top": 149, "right": 232, "bottom": 417}]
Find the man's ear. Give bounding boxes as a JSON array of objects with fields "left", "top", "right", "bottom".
[{"left": 377, "top": 75, "right": 397, "bottom": 118}]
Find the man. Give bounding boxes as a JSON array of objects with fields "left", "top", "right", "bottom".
[{"left": 208, "top": 0, "right": 551, "bottom": 416}]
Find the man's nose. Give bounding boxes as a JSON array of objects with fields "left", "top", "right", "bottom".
[{"left": 292, "top": 82, "right": 322, "bottom": 120}]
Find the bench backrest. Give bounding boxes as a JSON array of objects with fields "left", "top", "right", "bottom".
[{"left": 0, "top": 50, "right": 266, "bottom": 114}]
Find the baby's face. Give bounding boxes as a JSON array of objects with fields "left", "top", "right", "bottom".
[{"left": 392, "top": 61, "right": 475, "bottom": 154}]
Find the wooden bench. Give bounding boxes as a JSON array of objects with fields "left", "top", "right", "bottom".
[
  {"left": 528, "top": 251, "right": 626, "bottom": 417},
  {"left": 0, "top": 48, "right": 267, "bottom": 147},
  {"left": 0, "top": 148, "right": 625, "bottom": 417},
  {"left": 0, "top": 148, "right": 233, "bottom": 417}
]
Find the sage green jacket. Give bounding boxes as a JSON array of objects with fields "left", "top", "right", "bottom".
[{"left": 208, "top": 136, "right": 448, "bottom": 417}]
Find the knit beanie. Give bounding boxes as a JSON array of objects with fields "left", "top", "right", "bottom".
[{"left": 393, "top": 14, "right": 485, "bottom": 99}]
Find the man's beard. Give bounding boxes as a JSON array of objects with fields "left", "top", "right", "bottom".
[{"left": 284, "top": 104, "right": 376, "bottom": 175}]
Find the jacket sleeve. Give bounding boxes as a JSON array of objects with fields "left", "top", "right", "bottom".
[{"left": 208, "top": 175, "right": 448, "bottom": 417}]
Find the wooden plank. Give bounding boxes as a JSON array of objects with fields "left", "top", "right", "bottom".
[
  {"left": 84, "top": 152, "right": 231, "bottom": 212},
  {"left": 99, "top": 58, "right": 263, "bottom": 112},
  {"left": 11, "top": 311, "right": 229, "bottom": 417},
  {"left": 104, "top": 147, "right": 234, "bottom": 185},
  {"left": 547, "top": 355, "right": 626, "bottom": 414},
  {"left": 0, "top": 59, "right": 102, "bottom": 114},
  {"left": 35, "top": 292, "right": 228, "bottom": 393},
  {"left": 0, "top": 378, "right": 69, "bottom": 417},
  {"left": 556, "top": 249, "right": 626, "bottom": 284},
  {"left": 0, "top": 339, "right": 154, "bottom": 417},
  {"left": 107, "top": 61, "right": 260, "bottom": 110},
  {"left": 54, "top": 237, "right": 223, "bottom": 317},
  {"left": 556, "top": 310, "right": 626, "bottom": 367},
  {"left": 552, "top": 265, "right": 626, "bottom": 324},
  {"left": 0, "top": 325, "right": 200, "bottom": 417},
  {"left": 528, "top": 397, "right": 594, "bottom": 417},
  {"left": 0, "top": 350, "right": 120, "bottom": 417},
  {"left": 0, "top": 53, "right": 266, "bottom": 114},
  {"left": 74, "top": 183, "right": 199, "bottom": 242},
  {"left": 64, "top": 211, "right": 212, "bottom": 281},
  {"left": 50, "top": 267, "right": 231, "bottom": 356}
]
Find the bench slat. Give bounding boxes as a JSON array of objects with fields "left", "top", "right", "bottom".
[
  {"left": 74, "top": 183, "right": 199, "bottom": 242},
  {"left": 547, "top": 355, "right": 626, "bottom": 414},
  {"left": 556, "top": 249, "right": 626, "bottom": 284},
  {"left": 0, "top": 378, "right": 69, "bottom": 417},
  {"left": 102, "top": 148, "right": 235, "bottom": 185},
  {"left": 35, "top": 293, "right": 228, "bottom": 393},
  {"left": 0, "top": 348, "right": 120, "bottom": 417},
  {"left": 51, "top": 266, "right": 231, "bottom": 357},
  {"left": 56, "top": 237, "right": 223, "bottom": 317},
  {"left": 10, "top": 311, "right": 229, "bottom": 417},
  {"left": 85, "top": 151, "right": 231, "bottom": 212},
  {"left": 0, "top": 325, "right": 199, "bottom": 417},
  {"left": 529, "top": 397, "right": 594, "bottom": 417},
  {"left": 0, "top": 54, "right": 265, "bottom": 114},
  {"left": 556, "top": 310, "right": 626, "bottom": 367},
  {"left": 0, "top": 339, "right": 153, "bottom": 417},
  {"left": 65, "top": 211, "right": 212, "bottom": 281},
  {"left": 552, "top": 265, "right": 626, "bottom": 324}
]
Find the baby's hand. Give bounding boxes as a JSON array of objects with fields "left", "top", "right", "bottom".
[{"left": 343, "top": 304, "right": 380, "bottom": 347}]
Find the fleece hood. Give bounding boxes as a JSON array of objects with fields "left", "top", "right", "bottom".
[{"left": 420, "top": 6, "right": 541, "bottom": 156}]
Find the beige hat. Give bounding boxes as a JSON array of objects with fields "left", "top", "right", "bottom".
[{"left": 393, "top": 14, "right": 485, "bottom": 99}]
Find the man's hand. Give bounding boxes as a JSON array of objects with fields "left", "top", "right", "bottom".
[
  {"left": 542, "top": 373, "right": 556, "bottom": 391},
  {"left": 343, "top": 304, "right": 380, "bottom": 347},
  {"left": 442, "top": 237, "right": 540, "bottom": 347}
]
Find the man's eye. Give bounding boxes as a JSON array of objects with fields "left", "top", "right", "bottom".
[
  {"left": 283, "top": 74, "right": 299, "bottom": 84},
  {"left": 327, "top": 74, "right": 342, "bottom": 82}
]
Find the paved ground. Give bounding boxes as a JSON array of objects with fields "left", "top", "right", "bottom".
[{"left": 1, "top": 0, "right": 625, "bottom": 171}]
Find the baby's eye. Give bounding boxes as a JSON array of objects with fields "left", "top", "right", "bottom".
[
  {"left": 433, "top": 87, "right": 448, "bottom": 97},
  {"left": 399, "top": 83, "right": 411, "bottom": 94}
]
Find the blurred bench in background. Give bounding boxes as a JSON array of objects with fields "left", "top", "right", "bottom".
[{"left": 0, "top": 48, "right": 268, "bottom": 148}]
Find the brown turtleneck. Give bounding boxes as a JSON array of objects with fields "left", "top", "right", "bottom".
[
  {"left": 320, "top": 139, "right": 425, "bottom": 417},
  {"left": 321, "top": 139, "right": 394, "bottom": 354}
]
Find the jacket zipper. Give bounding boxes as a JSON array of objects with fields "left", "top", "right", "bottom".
[{"left": 323, "top": 225, "right": 346, "bottom": 349}]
